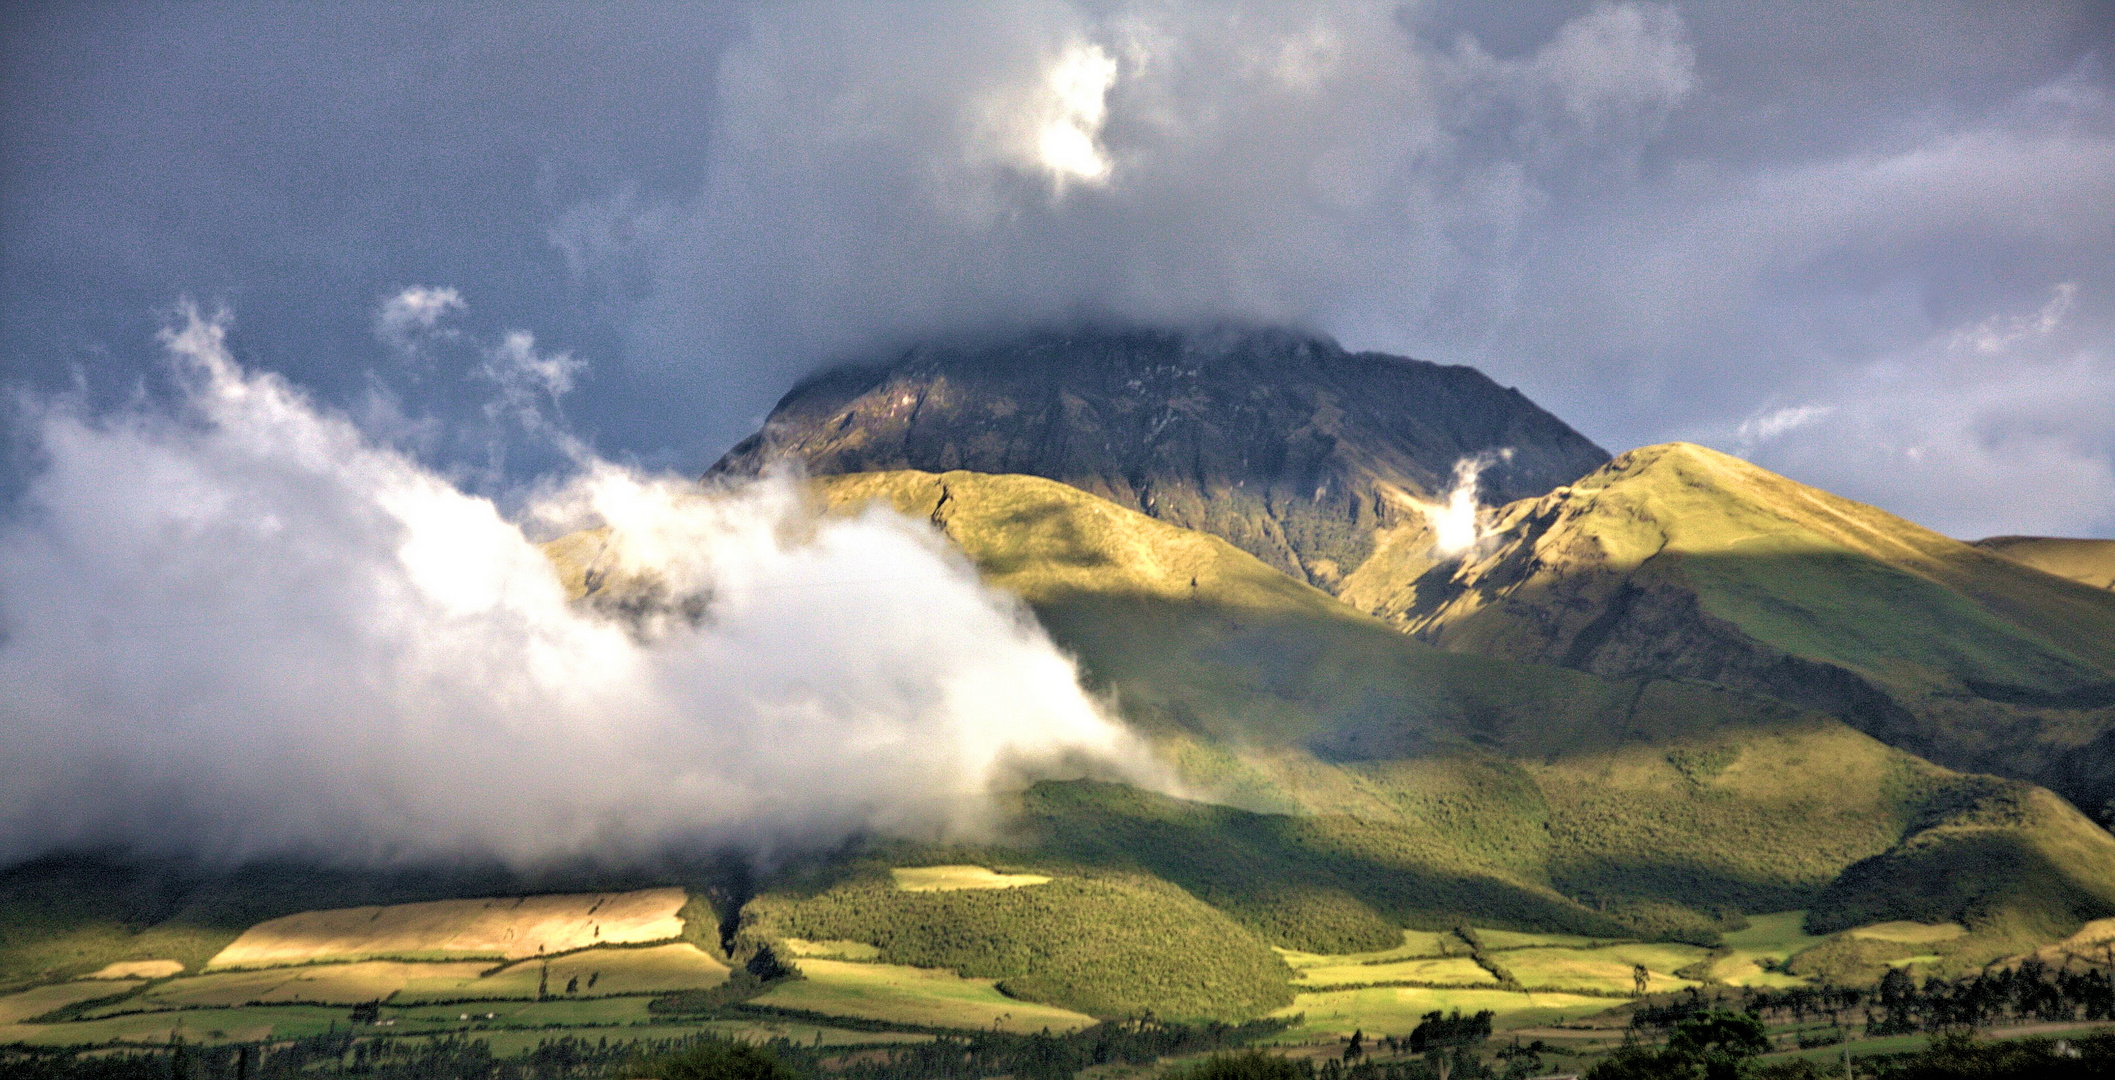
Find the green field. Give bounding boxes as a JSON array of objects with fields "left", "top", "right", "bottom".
[
  {"left": 394, "top": 943, "right": 729, "bottom": 1002},
  {"left": 754, "top": 959, "right": 1095, "bottom": 1033},
  {"left": 890, "top": 867, "right": 1052, "bottom": 892},
  {"left": 2, "top": 1004, "right": 347, "bottom": 1047},
  {"left": 1848, "top": 921, "right": 1966, "bottom": 945},
  {"left": 146, "top": 960, "right": 493, "bottom": 1007},
  {"left": 1276, "top": 931, "right": 1458, "bottom": 972},
  {"left": 1705, "top": 912, "right": 1826, "bottom": 987},
  {"left": 1272, "top": 986, "right": 1618, "bottom": 1039},
  {"left": 1498, "top": 944, "right": 1707, "bottom": 994},
  {"left": 1289, "top": 957, "right": 1493, "bottom": 989},
  {"left": 0, "top": 981, "right": 142, "bottom": 1024},
  {"left": 1474, "top": 929, "right": 1621, "bottom": 951}
]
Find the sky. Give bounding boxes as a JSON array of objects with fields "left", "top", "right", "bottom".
[{"left": 3, "top": 0, "right": 2112, "bottom": 538}]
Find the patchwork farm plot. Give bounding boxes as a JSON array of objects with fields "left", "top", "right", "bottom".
[{"left": 0, "top": 872, "right": 2067, "bottom": 1074}]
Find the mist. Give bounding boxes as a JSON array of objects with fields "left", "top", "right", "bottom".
[{"left": 0, "top": 309, "right": 1163, "bottom": 867}]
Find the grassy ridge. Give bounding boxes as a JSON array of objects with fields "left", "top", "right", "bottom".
[
  {"left": 746, "top": 871, "right": 1292, "bottom": 1021},
  {"left": 815, "top": 469, "right": 2115, "bottom": 956}
]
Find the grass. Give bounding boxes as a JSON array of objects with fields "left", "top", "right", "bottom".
[
  {"left": 1975, "top": 537, "right": 2115, "bottom": 591},
  {"left": 753, "top": 959, "right": 1095, "bottom": 1034},
  {"left": 0, "top": 981, "right": 142, "bottom": 1024},
  {"left": 1496, "top": 944, "right": 1707, "bottom": 995},
  {"left": 1270, "top": 986, "right": 1617, "bottom": 1039},
  {"left": 1473, "top": 929, "right": 1621, "bottom": 951},
  {"left": 889, "top": 867, "right": 1052, "bottom": 892},
  {"left": 1275, "top": 931, "right": 1460, "bottom": 971},
  {"left": 209, "top": 889, "right": 688, "bottom": 968},
  {"left": 402, "top": 944, "right": 730, "bottom": 1002},
  {"left": 146, "top": 961, "right": 493, "bottom": 1007},
  {"left": 1288, "top": 957, "right": 1493, "bottom": 989},
  {"left": 83, "top": 961, "right": 184, "bottom": 979},
  {"left": 1847, "top": 921, "right": 1966, "bottom": 944},
  {"left": 1703, "top": 911, "right": 1825, "bottom": 988},
  {"left": 2, "top": 1004, "right": 347, "bottom": 1047},
  {"left": 775, "top": 939, "right": 881, "bottom": 961}
]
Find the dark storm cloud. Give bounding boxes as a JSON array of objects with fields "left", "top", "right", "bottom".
[{"left": 4, "top": 1, "right": 2112, "bottom": 536}]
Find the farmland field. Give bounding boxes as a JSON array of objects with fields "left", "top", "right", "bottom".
[
  {"left": 147, "top": 961, "right": 493, "bottom": 1006},
  {"left": 1276, "top": 931, "right": 1458, "bottom": 971},
  {"left": 0, "top": 981, "right": 142, "bottom": 1024},
  {"left": 1498, "top": 943, "right": 1707, "bottom": 994},
  {"left": 85, "top": 960, "right": 184, "bottom": 979},
  {"left": 1290, "top": 956, "right": 1494, "bottom": 988},
  {"left": 2, "top": 1004, "right": 346, "bottom": 1047},
  {"left": 1847, "top": 921, "right": 1965, "bottom": 945},
  {"left": 753, "top": 958, "right": 1096, "bottom": 1033},
  {"left": 1708, "top": 911, "right": 1825, "bottom": 987},
  {"left": 208, "top": 889, "right": 687, "bottom": 968},
  {"left": 396, "top": 943, "right": 729, "bottom": 1001},
  {"left": 779, "top": 938, "right": 882, "bottom": 961},
  {"left": 889, "top": 867, "right": 1052, "bottom": 892},
  {"left": 1474, "top": 929, "right": 1622, "bottom": 951},
  {"left": 1272, "top": 985, "right": 1616, "bottom": 1039}
]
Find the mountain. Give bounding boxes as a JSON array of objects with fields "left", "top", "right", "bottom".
[
  {"left": 805, "top": 474, "right": 2115, "bottom": 950},
  {"left": 1353, "top": 442, "right": 2115, "bottom": 821},
  {"left": 1977, "top": 536, "right": 2115, "bottom": 591},
  {"left": 710, "top": 324, "right": 1609, "bottom": 591}
]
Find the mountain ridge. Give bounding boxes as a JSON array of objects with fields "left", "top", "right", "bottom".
[{"left": 710, "top": 324, "right": 1610, "bottom": 590}]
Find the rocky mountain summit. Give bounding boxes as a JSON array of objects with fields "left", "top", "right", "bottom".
[{"left": 710, "top": 324, "right": 1609, "bottom": 589}]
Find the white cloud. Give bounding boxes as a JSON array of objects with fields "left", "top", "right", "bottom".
[
  {"left": 375, "top": 286, "right": 466, "bottom": 353},
  {"left": 0, "top": 308, "right": 1164, "bottom": 865}
]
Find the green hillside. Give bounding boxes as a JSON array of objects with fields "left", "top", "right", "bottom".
[
  {"left": 1348, "top": 442, "right": 2115, "bottom": 820},
  {"left": 798, "top": 470, "right": 2115, "bottom": 969}
]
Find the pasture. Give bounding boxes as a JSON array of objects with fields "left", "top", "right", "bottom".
[
  {"left": 753, "top": 958, "right": 1096, "bottom": 1033},
  {"left": 0, "top": 980, "right": 141, "bottom": 1024},
  {"left": 1272, "top": 985, "right": 1616, "bottom": 1039},
  {"left": 1498, "top": 943, "right": 1707, "bottom": 994},
  {"left": 1276, "top": 930, "right": 1458, "bottom": 971},
  {"left": 1848, "top": 921, "right": 1966, "bottom": 945},
  {"left": 890, "top": 866, "right": 1052, "bottom": 892},
  {"left": 85, "top": 960, "right": 184, "bottom": 979},
  {"left": 404, "top": 943, "right": 729, "bottom": 1001},
  {"left": 1290, "top": 956, "right": 1494, "bottom": 988},
  {"left": 207, "top": 888, "right": 687, "bottom": 968},
  {"left": 1474, "top": 929, "right": 1620, "bottom": 951},
  {"left": 778, "top": 938, "right": 882, "bottom": 961},
  {"left": 146, "top": 961, "right": 492, "bottom": 1007}
]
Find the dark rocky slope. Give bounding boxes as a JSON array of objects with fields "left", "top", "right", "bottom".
[{"left": 711, "top": 324, "right": 1608, "bottom": 589}]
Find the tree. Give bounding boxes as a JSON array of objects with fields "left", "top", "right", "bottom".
[
  {"left": 627, "top": 1039, "right": 805, "bottom": 1080},
  {"left": 1665, "top": 1011, "right": 1770, "bottom": 1080}
]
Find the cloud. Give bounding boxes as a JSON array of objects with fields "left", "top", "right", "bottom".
[
  {"left": 0, "top": 308, "right": 1163, "bottom": 866},
  {"left": 554, "top": 1, "right": 1699, "bottom": 387},
  {"left": 375, "top": 286, "right": 467, "bottom": 355}
]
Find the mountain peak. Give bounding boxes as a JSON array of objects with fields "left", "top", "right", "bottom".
[{"left": 712, "top": 322, "right": 1610, "bottom": 589}]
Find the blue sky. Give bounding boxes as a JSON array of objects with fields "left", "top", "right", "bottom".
[{"left": 5, "top": 1, "right": 2112, "bottom": 537}]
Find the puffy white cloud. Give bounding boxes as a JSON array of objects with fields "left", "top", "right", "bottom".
[{"left": 0, "top": 308, "right": 1164, "bottom": 866}]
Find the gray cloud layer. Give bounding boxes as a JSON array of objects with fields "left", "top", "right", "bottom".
[{"left": 3, "top": 2, "right": 2111, "bottom": 536}]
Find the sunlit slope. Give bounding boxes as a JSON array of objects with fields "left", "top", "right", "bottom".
[
  {"left": 1976, "top": 536, "right": 2115, "bottom": 591},
  {"left": 815, "top": 468, "right": 1792, "bottom": 758},
  {"left": 803, "top": 470, "right": 2115, "bottom": 955},
  {"left": 1365, "top": 443, "right": 2115, "bottom": 816}
]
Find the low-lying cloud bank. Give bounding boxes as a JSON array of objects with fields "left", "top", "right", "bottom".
[{"left": 0, "top": 311, "right": 1161, "bottom": 867}]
